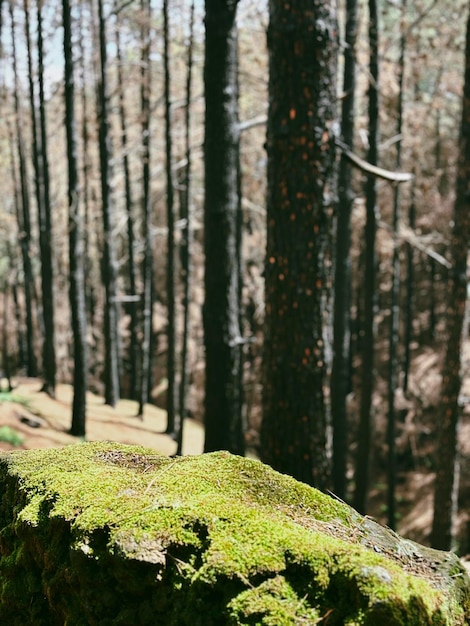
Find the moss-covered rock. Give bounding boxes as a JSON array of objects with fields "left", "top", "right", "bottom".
[{"left": 0, "top": 442, "right": 468, "bottom": 625}]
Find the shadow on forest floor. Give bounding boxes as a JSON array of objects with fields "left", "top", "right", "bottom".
[{"left": 0, "top": 377, "right": 204, "bottom": 457}]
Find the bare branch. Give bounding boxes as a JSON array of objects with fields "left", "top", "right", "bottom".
[{"left": 336, "top": 139, "right": 414, "bottom": 183}]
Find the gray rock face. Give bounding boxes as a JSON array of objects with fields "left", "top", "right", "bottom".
[{"left": 0, "top": 442, "right": 469, "bottom": 625}]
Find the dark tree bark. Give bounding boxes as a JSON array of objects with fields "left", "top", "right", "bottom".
[
  {"left": 331, "top": 0, "right": 357, "bottom": 500},
  {"left": 2, "top": 283, "right": 12, "bottom": 391},
  {"left": 9, "top": 2, "right": 37, "bottom": 379},
  {"left": 353, "top": 0, "right": 380, "bottom": 514},
  {"left": 63, "top": 0, "right": 88, "bottom": 438},
  {"left": 431, "top": 4, "right": 470, "bottom": 551},
  {"left": 402, "top": 184, "right": 415, "bottom": 395},
  {"left": 203, "top": 0, "right": 244, "bottom": 455},
  {"left": 163, "top": 0, "right": 177, "bottom": 437},
  {"left": 97, "top": 0, "right": 120, "bottom": 406},
  {"left": 176, "top": 0, "right": 195, "bottom": 456},
  {"left": 261, "top": 1, "right": 338, "bottom": 489},
  {"left": 386, "top": 0, "right": 407, "bottom": 531},
  {"left": 24, "top": 0, "right": 56, "bottom": 397},
  {"left": 116, "top": 19, "right": 139, "bottom": 401},
  {"left": 138, "top": 0, "right": 153, "bottom": 418},
  {"left": 6, "top": 120, "right": 26, "bottom": 374},
  {"left": 37, "top": 0, "right": 56, "bottom": 396},
  {"left": 78, "top": 1, "right": 98, "bottom": 381}
]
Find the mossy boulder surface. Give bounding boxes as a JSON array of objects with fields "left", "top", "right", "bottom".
[{"left": 0, "top": 442, "right": 468, "bottom": 625}]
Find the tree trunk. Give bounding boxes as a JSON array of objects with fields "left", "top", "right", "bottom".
[
  {"left": 37, "top": 0, "right": 56, "bottom": 397},
  {"left": 138, "top": 0, "right": 153, "bottom": 419},
  {"left": 353, "top": 0, "right": 380, "bottom": 514},
  {"left": 402, "top": 185, "right": 415, "bottom": 395},
  {"left": 431, "top": 3, "right": 470, "bottom": 551},
  {"left": 331, "top": 0, "right": 357, "bottom": 500},
  {"left": 6, "top": 124, "right": 26, "bottom": 373},
  {"left": 176, "top": 0, "right": 195, "bottom": 456},
  {"left": 163, "top": 0, "right": 177, "bottom": 437},
  {"left": 78, "top": 0, "right": 98, "bottom": 382},
  {"left": 24, "top": 0, "right": 56, "bottom": 397},
  {"left": 10, "top": 3, "right": 37, "bottom": 379},
  {"left": 386, "top": 0, "right": 407, "bottom": 531},
  {"left": 2, "top": 283, "right": 12, "bottom": 391},
  {"left": 261, "top": 0, "right": 338, "bottom": 489},
  {"left": 203, "top": 0, "right": 244, "bottom": 455},
  {"left": 97, "top": 0, "right": 120, "bottom": 407},
  {"left": 116, "top": 20, "right": 139, "bottom": 401},
  {"left": 63, "top": 0, "right": 88, "bottom": 438}
]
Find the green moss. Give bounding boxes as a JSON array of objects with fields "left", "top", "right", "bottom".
[{"left": 0, "top": 442, "right": 469, "bottom": 625}]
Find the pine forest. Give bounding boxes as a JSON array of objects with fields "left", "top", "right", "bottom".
[{"left": 0, "top": 0, "right": 470, "bottom": 557}]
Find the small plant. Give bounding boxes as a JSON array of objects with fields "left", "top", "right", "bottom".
[
  {"left": 0, "top": 426, "right": 24, "bottom": 447},
  {"left": 0, "top": 391, "right": 30, "bottom": 408}
]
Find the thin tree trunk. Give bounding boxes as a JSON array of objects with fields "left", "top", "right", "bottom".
[
  {"left": 97, "top": 0, "right": 120, "bottom": 406},
  {"left": 63, "top": 0, "right": 88, "bottom": 438},
  {"left": 6, "top": 123, "right": 26, "bottom": 372},
  {"left": 203, "top": 0, "right": 244, "bottom": 455},
  {"left": 331, "top": 0, "right": 357, "bottom": 500},
  {"left": 176, "top": 0, "right": 195, "bottom": 456},
  {"left": 37, "top": 0, "right": 56, "bottom": 396},
  {"left": 116, "top": 20, "right": 139, "bottom": 401},
  {"left": 24, "top": 0, "right": 56, "bottom": 397},
  {"left": 431, "top": 3, "right": 470, "bottom": 551},
  {"left": 78, "top": 1, "right": 98, "bottom": 380},
  {"left": 163, "top": 0, "right": 177, "bottom": 437},
  {"left": 354, "top": 0, "right": 380, "bottom": 514},
  {"left": 2, "top": 283, "right": 12, "bottom": 391},
  {"left": 138, "top": 0, "right": 153, "bottom": 418},
  {"left": 386, "top": 0, "right": 407, "bottom": 532},
  {"left": 9, "top": 2, "right": 37, "bottom": 378},
  {"left": 402, "top": 183, "right": 415, "bottom": 395}
]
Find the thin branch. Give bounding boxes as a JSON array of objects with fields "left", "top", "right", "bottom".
[
  {"left": 336, "top": 139, "right": 414, "bottom": 182},
  {"left": 238, "top": 113, "right": 267, "bottom": 133},
  {"left": 378, "top": 219, "right": 451, "bottom": 268}
]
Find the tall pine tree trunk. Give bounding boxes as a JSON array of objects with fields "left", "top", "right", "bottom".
[
  {"left": 331, "top": 0, "right": 357, "bottom": 500},
  {"left": 261, "top": 0, "right": 338, "bottom": 489},
  {"left": 24, "top": 0, "right": 56, "bottom": 397},
  {"left": 10, "top": 2, "right": 37, "bottom": 378},
  {"left": 138, "top": 0, "right": 153, "bottom": 418},
  {"left": 354, "top": 0, "right": 380, "bottom": 514},
  {"left": 386, "top": 0, "right": 407, "bottom": 530},
  {"left": 37, "top": 0, "right": 56, "bottom": 396},
  {"left": 176, "top": 0, "right": 195, "bottom": 456},
  {"left": 6, "top": 122, "right": 26, "bottom": 372},
  {"left": 116, "top": 20, "right": 139, "bottom": 401},
  {"left": 163, "top": 0, "right": 177, "bottom": 437},
  {"left": 431, "top": 4, "right": 470, "bottom": 551},
  {"left": 63, "top": 0, "right": 88, "bottom": 437},
  {"left": 203, "top": 0, "right": 244, "bottom": 455},
  {"left": 97, "top": 0, "right": 120, "bottom": 406},
  {"left": 78, "top": 0, "right": 98, "bottom": 382}
]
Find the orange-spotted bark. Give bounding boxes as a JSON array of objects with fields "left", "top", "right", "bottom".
[{"left": 261, "top": 1, "right": 338, "bottom": 488}]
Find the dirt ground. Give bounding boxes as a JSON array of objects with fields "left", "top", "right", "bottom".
[{"left": 0, "top": 378, "right": 204, "bottom": 457}]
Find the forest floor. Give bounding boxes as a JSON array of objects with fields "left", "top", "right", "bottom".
[
  {"left": 0, "top": 378, "right": 204, "bottom": 457},
  {"left": 1, "top": 376, "right": 469, "bottom": 565}
]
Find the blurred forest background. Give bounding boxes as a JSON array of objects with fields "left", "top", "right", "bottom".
[{"left": 1, "top": 0, "right": 470, "bottom": 557}]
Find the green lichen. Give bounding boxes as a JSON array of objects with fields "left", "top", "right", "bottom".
[{"left": 0, "top": 442, "right": 468, "bottom": 625}]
